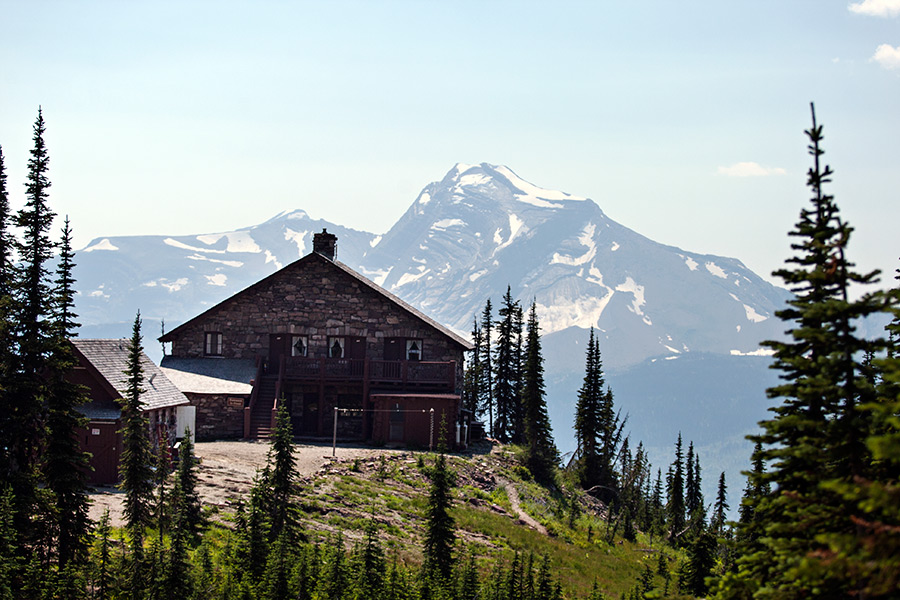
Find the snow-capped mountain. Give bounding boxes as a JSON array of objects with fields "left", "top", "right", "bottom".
[
  {"left": 75, "top": 162, "right": 790, "bottom": 371},
  {"left": 360, "top": 163, "right": 790, "bottom": 369}
]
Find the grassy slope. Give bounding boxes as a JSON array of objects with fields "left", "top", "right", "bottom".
[{"left": 285, "top": 441, "right": 685, "bottom": 599}]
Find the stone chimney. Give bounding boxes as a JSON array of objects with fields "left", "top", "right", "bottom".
[{"left": 312, "top": 229, "right": 337, "bottom": 261}]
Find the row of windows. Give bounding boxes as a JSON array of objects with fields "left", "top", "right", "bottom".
[{"left": 203, "top": 332, "right": 423, "bottom": 360}]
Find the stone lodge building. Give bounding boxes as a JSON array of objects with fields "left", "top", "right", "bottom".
[{"left": 159, "top": 230, "right": 473, "bottom": 446}]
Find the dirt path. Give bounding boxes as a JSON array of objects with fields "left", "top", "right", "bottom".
[
  {"left": 500, "top": 479, "right": 547, "bottom": 535},
  {"left": 88, "top": 440, "right": 406, "bottom": 527}
]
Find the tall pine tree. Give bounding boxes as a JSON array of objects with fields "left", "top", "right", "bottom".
[
  {"left": 7, "top": 108, "right": 58, "bottom": 550},
  {"left": 43, "top": 217, "right": 91, "bottom": 568},
  {"left": 119, "top": 312, "right": 155, "bottom": 600},
  {"left": 493, "top": 287, "right": 520, "bottom": 443},
  {"left": 520, "top": 302, "right": 558, "bottom": 483},
  {"left": 480, "top": 299, "right": 494, "bottom": 437},
  {"left": 718, "top": 104, "right": 893, "bottom": 598}
]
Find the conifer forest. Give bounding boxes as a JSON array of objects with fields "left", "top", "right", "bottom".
[{"left": 0, "top": 105, "right": 898, "bottom": 599}]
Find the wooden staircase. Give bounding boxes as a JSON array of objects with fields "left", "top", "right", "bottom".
[{"left": 248, "top": 376, "right": 277, "bottom": 439}]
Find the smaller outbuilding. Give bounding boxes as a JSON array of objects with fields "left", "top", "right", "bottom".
[{"left": 70, "top": 339, "right": 194, "bottom": 485}]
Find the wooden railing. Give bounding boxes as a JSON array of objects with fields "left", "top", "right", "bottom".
[
  {"left": 271, "top": 354, "right": 285, "bottom": 431},
  {"left": 282, "top": 357, "right": 456, "bottom": 389},
  {"left": 243, "top": 355, "right": 265, "bottom": 438}
]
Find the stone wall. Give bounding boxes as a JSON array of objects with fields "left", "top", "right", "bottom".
[
  {"left": 186, "top": 393, "right": 246, "bottom": 440},
  {"left": 167, "top": 254, "right": 465, "bottom": 388}
]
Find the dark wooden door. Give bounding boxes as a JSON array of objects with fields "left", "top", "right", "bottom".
[
  {"left": 84, "top": 421, "right": 120, "bottom": 485},
  {"left": 269, "top": 334, "right": 289, "bottom": 371},
  {"left": 347, "top": 337, "right": 366, "bottom": 376},
  {"left": 384, "top": 338, "right": 404, "bottom": 361}
]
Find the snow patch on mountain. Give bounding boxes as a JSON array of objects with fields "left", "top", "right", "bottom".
[
  {"left": 743, "top": 304, "right": 768, "bottom": 323},
  {"left": 551, "top": 223, "right": 597, "bottom": 266},
  {"left": 370, "top": 236, "right": 382, "bottom": 248},
  {"left": 83, "top": 239, "right": 119, "bottom": 252},
  {"left": 195, "top": 231, "right": 260, "bottom": 253},
  {"left": 469, "top": 269, "right": 488, "bottom": 282},
  {"left": 284, "top": 228, "right": 308, "bottom": 256},
  {"left": 586, "top": 266, "right": 608, "bottom": 288},
  {"left": 418, "top": 192, "right": 431, "bottom": 206},
  {"left": 611, "top": 241, "right": 620, "bottom": 252},
  {"left": 264, "top": 251, "right": 282, "bottom": 269},
  {"left": 457, "top": 173, "right": 491, "bottom": 188},
  {"left": 616, "top": 277, "right": 652, "bottom": 325},
  {"left": 537, "top": 290, "right": 614, "bottom": 331},
  {"left": 186, "top": 254, "right": 243, "bottom": 268},
  {"left": 395, "top": 266, "right": 430, "bottom": 288},
  {"left": 730, "top": 348, "right": 775, "bottom": 357},
  {"left": 492, "top": 214, "right": 526, "bottom": 255},
  {"left": 684, "top": 255, "right": 699, "bottom": 271},
  {"left": 359, "top": 266, "right": 391, "bottom": 287},
  {"left": 705, "top": 261, "right": 727, "bottom": 279},
  {"left": 432, "top": 219, "right": 466, "bottom": 231},
  {"left": 165, "top": 238, "right": 226, "bottom": 254},
  {"left": 493, "top": 165, "right": 586, "bottom": 207}
]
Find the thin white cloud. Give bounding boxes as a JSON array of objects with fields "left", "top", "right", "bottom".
[
  {"left": 849, "top": 0, "right": 900, "bottom": 16},
  {"left": 872, "top": 43, "right": 900, "bottom": 69},
  {"left": 717, "top": 162, "right": 787, "bottom": 177}
]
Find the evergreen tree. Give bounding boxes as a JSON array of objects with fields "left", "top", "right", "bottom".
[
  {"left": 493, "top": 287, "right": 520, "bottom": 443},
  {"left": 680, "top": 529, "right": 717, "bottom": 597},
  {"left": 44, "top": 217, "right": 91, "bottom": 568},
  {"left": 462, "top": 317, "right": 483, "bottom": 419},
  {"left": 317, "top": 531, "right": 347, "bottom": 600},
  {"left": 685, "top": 442, "right": 697, "bottom": 515},
  {"left": 648, "top": 468, "right": 665, "bottom": 546},
  {"left": 92, "top": 508, "right": 112, "bottom": 600},
  {"left": 260, "top": 531, "right": 292, "bottom": 600},
  {"left": 423, "top": 451, "right": 456, "bottom": 583},
  {"left": 0, "top": 486, "right": 17, "bottom": 600},
  {"left": 0, "top": 144, "right": 12, "bottom": 293},
  {"left": 118, "top": 312, "right": 155, "bottom": 599},
  {"left": 711, "top": 472, "right": 729, "bottom": 536},
  {"left": 266, "top": 403, "right": 300, "bottom": 542},
  {"left": 510, "top": 301, "right": 526, "bottom": 443},
  {"left": 6, "top": 108, "right": 58, "bottom": 551},
  {"left": 456, "top": 548, "right": 479, "bottom": 600},
  {"left": 718, "top": 105, "right": 893, "bottom": 598},
  {"left": 171, "top": 428, "right": 202, "bottom": 538},
  {"left": 574, "top": 328, "right": 624, "bottom": 505},
  {"left": 666, "top": 433, "right": 686, "bottom": 543},
  {"left": 351, "top": 520, "right": 385, "bottom": 600},
  {"left": 479, "top": 299, "right": 494, "bottom": 437},
  {"left": 521, "top": 302, "right": 558, "bottom": 482}
]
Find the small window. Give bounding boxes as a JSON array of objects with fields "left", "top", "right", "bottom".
[
  {"left": 292, "top": 335, "right": 308, "bottom": 357},
  {"left": 204, "top": 332, "right": 223, "bottom": 356},
  {"left": 328, "top": 337, "right": 345, "bottom": 358},
  {"left": 406, "top": 339, "right": 422, "bottom": 361}
]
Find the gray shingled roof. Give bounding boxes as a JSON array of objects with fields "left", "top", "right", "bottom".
[
  {"left": 159, "top": 357, "right": 255, "bottom": 395},
  {"left": 72, "top": 339, "right": 190, "bottom": 411}
]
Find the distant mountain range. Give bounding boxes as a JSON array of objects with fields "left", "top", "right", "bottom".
[{"left": 73, "top": 163, "right": 800, "bottom": 507}]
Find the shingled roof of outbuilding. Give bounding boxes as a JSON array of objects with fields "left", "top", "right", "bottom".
[
  {"left": 72, "top": 339, "right": 190, "bottom": 411},
  {"left": 158, "top": 252, "right": 474, "bottom": 350}
]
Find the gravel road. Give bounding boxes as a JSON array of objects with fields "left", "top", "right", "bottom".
[{"left": 88, "top": 440, "right": 406, "bottom": 527}]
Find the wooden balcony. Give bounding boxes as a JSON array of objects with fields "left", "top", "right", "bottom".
[{"left": 280, "top": 357, "right": 457, "bottom": 390}]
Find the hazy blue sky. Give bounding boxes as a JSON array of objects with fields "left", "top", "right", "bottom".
[{"left": 1, "top": 1, "right": 897, "bottom": 287}]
